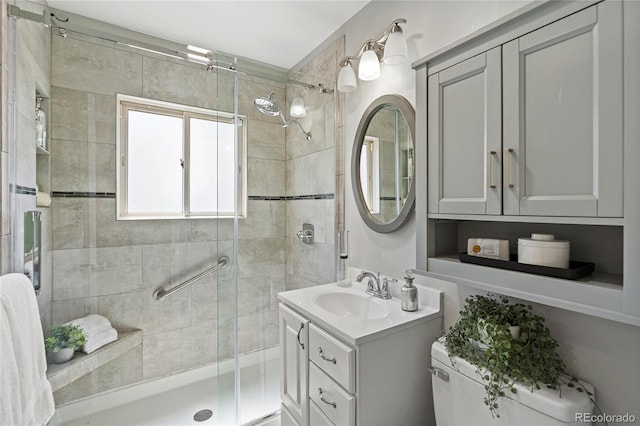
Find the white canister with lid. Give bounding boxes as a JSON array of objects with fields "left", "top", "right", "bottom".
[{"left": 517, "top": 234, "right": 570, "bottom": 269}]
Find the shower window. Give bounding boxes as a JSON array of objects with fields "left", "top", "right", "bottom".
[{"left": 116, "top": 94, "right": 246, "bottom": 219}]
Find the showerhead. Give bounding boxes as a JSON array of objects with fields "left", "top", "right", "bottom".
[
  {"left": 253, "top": 92, "right": 281, "bottom": 116},
  {"left": 253, "top": 91, "right": 312, "bottom": 141}
]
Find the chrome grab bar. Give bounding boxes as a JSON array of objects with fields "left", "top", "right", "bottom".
[{"left": 153, "top": 256, "right": 229, "bottom": 301}]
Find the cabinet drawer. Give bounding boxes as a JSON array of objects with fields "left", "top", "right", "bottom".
[
  {"left": 309, "top": 362, "right": 355, "bottom": 426},
  {"left": 309, "top": 324, "right": 356, "bottom": 392},
  {"left": 309, "top": 400, "right": 335, "bottom": 426}
]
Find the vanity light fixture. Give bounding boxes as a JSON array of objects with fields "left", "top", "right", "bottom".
[{"left": 337, "top": 18, "right": 407, "bottom": 93}]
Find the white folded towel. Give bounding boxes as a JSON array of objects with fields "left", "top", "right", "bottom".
[
  {"left": 66, "top": 314, "right": 113, "bottom": 336},
  {"left": 0, "top": 273, "right": 55, "bottom": 426},
  {"left": 83, "top": 328, "right": 118, "bottom": 354}
]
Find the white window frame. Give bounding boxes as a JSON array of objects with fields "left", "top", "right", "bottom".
[{"left": 116, "top": 94, "right": 247, "bottom": 220}]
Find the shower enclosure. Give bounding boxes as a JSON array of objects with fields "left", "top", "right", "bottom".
[{"left": 6, "top": 2, "right": 336, "bottom": 424}]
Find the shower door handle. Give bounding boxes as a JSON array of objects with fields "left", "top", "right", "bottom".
[{"left": 296, "top": 323, "right": 305, "bottom": 350}]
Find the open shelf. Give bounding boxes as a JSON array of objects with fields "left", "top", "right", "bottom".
[
  {"left": 420, "top": 256, "right": 639, "bottom": 326},
  {"left": 419, "top": 217, "right": 637, "bottom": 325}
]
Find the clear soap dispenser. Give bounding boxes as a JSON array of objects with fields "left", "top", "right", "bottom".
[{"left": 401, "top": 269, "right": 418, "bottom": 312}]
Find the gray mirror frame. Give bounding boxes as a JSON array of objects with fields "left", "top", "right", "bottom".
[{"left": 352, "top": 94, "right": 416, "bottom": 233}]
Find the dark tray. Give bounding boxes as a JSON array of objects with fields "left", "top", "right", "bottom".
[{"left": 458, "top": 253, "right": 595, "bottom": 280}]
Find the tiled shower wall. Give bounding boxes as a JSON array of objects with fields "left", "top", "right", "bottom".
[
  {"left": 48, "top": 29, "right": 292, "bottom": 400},
  {"left": 51, "top": 25, "right": 335, "bottom": 402},
  {"left": 285, "top": 38, "right": 343, "bottom": 288}
]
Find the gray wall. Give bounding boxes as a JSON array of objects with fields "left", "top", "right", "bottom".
[{"left": 328, "top": 1, "right": 640, "bottom": 424}]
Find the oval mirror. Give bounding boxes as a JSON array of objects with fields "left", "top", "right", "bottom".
[{"left": 352, "top": 95, "right": 415, "bottom": 233}]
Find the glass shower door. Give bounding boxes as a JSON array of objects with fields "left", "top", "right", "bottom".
[{"left": 8, "top": 2, "right": 242, "bottom": 423}]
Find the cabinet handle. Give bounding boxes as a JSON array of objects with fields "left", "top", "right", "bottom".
[
  {"left": 487, "top": 151, "right": 497, "bottom": 189},
  {"left": 296, "top": 323, "right": 305, "bottom": 350},
  {"left": 318, "top": 387, "right": 337, "bottom": 408},
  {"left": 504, "top": 148, "right": 515, "bottom": 188},
  {"left": 318, "top": 347, "right": 337, "bottom": 364}
]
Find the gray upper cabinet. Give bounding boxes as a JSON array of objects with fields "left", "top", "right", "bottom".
[
  {"left": 414, "top": 0, "right": 640, "bottom": 325},
  {"left": 503, "top": 1, "right": 623, "bottom": 217},
  {"left": 428, "top": 47, "right": 501, "bottom": 215},
  {"left": 427, "top": 1, "right": 623, "bottom": 220}
]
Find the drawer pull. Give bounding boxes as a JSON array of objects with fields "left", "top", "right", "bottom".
[
  {"left": 318, "top": 387, "right": 337, "bottom": 408},
  {"left": 297, "top": 323, "right": 305, "bottom": 350},
  {"left": 318, "top": 347, "right": 337, "bottom": 364}
]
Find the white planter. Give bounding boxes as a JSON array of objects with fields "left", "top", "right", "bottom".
[
  {"left": 52, "top": 348, "right": 75, "bottom": 364},
  {"left": 477, "top": 320, "right": 521, "bottom": 349}
]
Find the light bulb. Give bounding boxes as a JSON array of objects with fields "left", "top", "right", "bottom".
[
  {"left": 290, "top": 97, "right": 306, "bottom": 117},
  {"left": 358, "top": 49, "right": 380, "bottom": 81},
  {"left": 383, "top": 28, "right": 408, "bottom": 65},
  {"left": 337, "top": 63, "right": 357, "bottom": 93}
]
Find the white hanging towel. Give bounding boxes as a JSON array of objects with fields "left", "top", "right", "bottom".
[{"left": 0, "top": 273, "right": 55, "bottom": 426}]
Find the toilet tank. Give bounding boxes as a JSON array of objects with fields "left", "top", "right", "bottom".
[{"left": 430, "top": 340, "right": 594, "bottom": 426}]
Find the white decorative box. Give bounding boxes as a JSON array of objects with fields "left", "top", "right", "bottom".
[{"left": 467, "top": 238, "right": 510, "bottom": 261}]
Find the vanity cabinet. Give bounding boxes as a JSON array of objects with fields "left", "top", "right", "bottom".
[
  {"left": 280, "top": 304, "right": 309, "bottom": 426},
  {"left": 279, "top": 299, "right": 440, "bottom": 426},
  {"left": 414, "top": 0, "right": 640, "bottom": 325},
  {"left": 428, "top": 0, "right": 623, "bottom": 219}
]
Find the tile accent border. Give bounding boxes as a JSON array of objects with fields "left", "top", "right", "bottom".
[
  {"left": 50, "top": 192, "right": 334, "bottom": 200},
  {"left": 12, "top": 184, "right": 37, "bottom": 195},
  {"left": 52, "top": 191, "right": 116, "bottom": 199},
  {"left": 249, "top": 194, "right": 334, "bottom": 201}
]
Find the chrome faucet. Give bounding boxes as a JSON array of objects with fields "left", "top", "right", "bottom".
[
  {"left": 356, "top": 271, "right": 392, "bottom": 300},
  {"left": 356, "top": 270, "right": 379, "bottom": 294}
]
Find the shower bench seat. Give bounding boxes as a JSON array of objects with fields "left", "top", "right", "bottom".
[{"left": 46, "top": 329, "right": 142, "bottom": 392}]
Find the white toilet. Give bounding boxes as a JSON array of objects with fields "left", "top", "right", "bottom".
[{"left": 430, "top": 340, "right": 594, "bottom": 425}]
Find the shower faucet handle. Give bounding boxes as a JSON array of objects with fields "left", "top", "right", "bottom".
[{"left": 296, "top": 223, "right": 314, "bottom": 244}]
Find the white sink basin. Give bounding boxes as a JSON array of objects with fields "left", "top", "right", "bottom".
[
  {"left": 314, "top": 292, "right": 389, "bottom": 320},
  {"left": 278, "top": 280, "right": 443, "bottom": 345}
]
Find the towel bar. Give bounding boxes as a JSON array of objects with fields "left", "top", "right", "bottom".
[{"left": 153, "top": 256, "right": 229, "bottom": 301}]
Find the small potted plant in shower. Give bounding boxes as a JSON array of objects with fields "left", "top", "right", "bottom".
[{"left": 44, "top": 324, "right": 87, "bottom": 364}]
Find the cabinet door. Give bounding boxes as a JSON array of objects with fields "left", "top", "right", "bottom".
[
  {"left": 280, "top": 304, "right": 309, "bottom": 426},
  {"left": 428, "top": 46, "right": 502, "bottom": 215},
  {"left": 503, "top": 1, "right": 623, "bottom": 217},
  {"left": 282, "top": 404, "right": 302, "bottom": 426}
]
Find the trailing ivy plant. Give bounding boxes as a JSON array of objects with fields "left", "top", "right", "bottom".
[
  {"left": 444, "top": 294, "right": 592, "bottom": 418},
  {"left": 44, "top": 324, "right": 87, "bottom": 353}
]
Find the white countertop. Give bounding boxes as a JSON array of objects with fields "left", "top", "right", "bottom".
[{"left": 278, "top": 280, "right": 443, "bottom": 345}]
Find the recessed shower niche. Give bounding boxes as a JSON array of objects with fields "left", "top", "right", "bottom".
[{"left": 35, "top": 91, "right": 51, "bottom": 202}]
